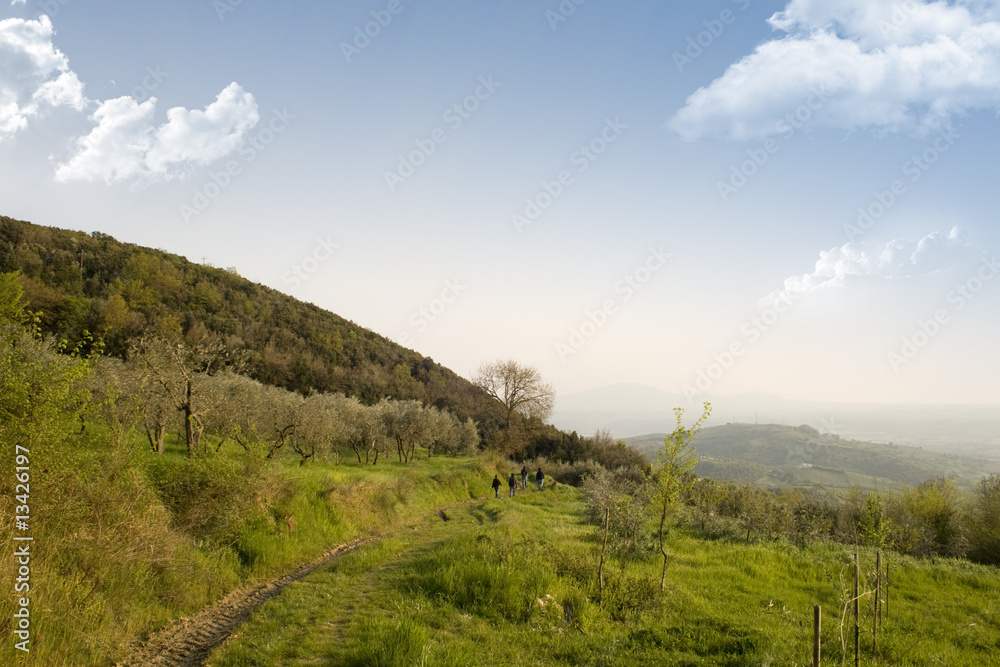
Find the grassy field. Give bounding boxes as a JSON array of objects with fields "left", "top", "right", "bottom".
[{"left": 208, "top": 482, "right": 1000, "bottom": 666}]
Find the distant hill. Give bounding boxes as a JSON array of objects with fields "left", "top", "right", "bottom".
[
  {"left": 626, "top": 423, "right": 1000, "bottom": 494},
  {"left": 552, "top": 383, "right": 1000, "bottom": 458},
  {"left": 0, "top": 216, "right": 485, "bottom": 419}
]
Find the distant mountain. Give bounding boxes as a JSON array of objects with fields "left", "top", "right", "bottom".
[
  {"left": 0, "top": 216, "right": 485, "bottom": 419},
  {"left": 626, "top": 423, "right": 1000, "bottom": 494},
  {"left": 552, "top": 383, "right": 1000, "bottom": 458}
]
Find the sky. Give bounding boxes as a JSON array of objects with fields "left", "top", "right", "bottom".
[{"left": 2, "top": 0, "right": 999, "bottom": 406}]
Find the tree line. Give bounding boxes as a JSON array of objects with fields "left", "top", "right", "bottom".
[
  {"left": 88, "top": 335, "right": 480, "bottom": 465},
  {"left": 583, "top": 407, "right": 1000, "bottom": 573}
]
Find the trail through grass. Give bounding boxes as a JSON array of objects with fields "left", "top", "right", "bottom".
[{"left": 208, "top": 483, "right": 1000, "bottom": 666}]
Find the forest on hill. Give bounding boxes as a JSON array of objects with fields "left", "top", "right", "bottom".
[
  {"left": 0, "top": 216, "right": 628, "bottom": 462},
  {"left": 0, "top": 216, "right": 476, "bottom": 411}
]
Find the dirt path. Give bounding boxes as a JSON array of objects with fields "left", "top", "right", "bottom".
[
  {"left": 118, "top": 537, "right": 375, "bottom": 667},
  {"left": 120, "top": 497, "right": 480, "bottom": 666}
]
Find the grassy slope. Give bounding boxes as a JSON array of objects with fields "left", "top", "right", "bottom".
[
  {"left": 208, "top": 484, "right": 1000, "bottom": 666},
  {"left": 0, "top": 426, "right": 503, "bottom": 666},
  {"left": 626, "top": 424, "right": 999, "bottom": 492}
]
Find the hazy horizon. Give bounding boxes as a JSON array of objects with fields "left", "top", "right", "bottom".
[{"left": 3, "top": 1, "right": 999, "bottom": 405}]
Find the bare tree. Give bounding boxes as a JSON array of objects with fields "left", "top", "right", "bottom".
[{"left": 472, "top": 359, "right": 555, "bottom": 453}]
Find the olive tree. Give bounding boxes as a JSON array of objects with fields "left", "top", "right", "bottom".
[{"left": 130, "top": 336, "right": 238, "bottom": 456}]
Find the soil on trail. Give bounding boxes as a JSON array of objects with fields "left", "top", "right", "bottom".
[{"left": 119, "top": 537, "right": 374, "bottom": 667}]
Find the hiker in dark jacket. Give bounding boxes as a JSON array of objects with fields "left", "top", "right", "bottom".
[
  {"left": 536, "top": 468, "right": 544, "bottom": 490},
  {"left": 521, "top": 466, "right": 528, "bottom": 490},
  {"left": 492, "top": 475, "right": 501, "bottom": 498},
  {"left": 508, "top": 473, "right": 517, "bottom": 497}
]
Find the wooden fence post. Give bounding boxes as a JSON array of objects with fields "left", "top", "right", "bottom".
[
  {"left": 854, "top": 552, "right": 860, "bottom": 667},
  {"left": 874, "top": 550, "right": 881, "bottom": 656},
  {"left": 813, "top": 605, "right": 821, "bottom": 667}
]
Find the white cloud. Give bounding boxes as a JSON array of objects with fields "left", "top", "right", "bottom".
[
  {"left": 761, "top": 227, "right": 976, "bottom": 306},
  {"left": 56, "top": 83, "right": 259, "bottom": 184},
  {"left": 54, "top": 96, "right": 156, "bottom": 184},
  {"left": 146, "top": 82, "right": 259, "bottom": 174},
  {"left": 668, "top": 0, "right": 1000, "bottom": 140},
  {"left": 0, "top": 15, "right": 87, "bottom": 141}
]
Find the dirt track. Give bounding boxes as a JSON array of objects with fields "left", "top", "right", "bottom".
[{"left": 119, "top": 537, "right": 375, "bottom": 667}]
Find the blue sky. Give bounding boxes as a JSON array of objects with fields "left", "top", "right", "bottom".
[{"left": 2, "top": 0, "right": 999, "bottom": 405}]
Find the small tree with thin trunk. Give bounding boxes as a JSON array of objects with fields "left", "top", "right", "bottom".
[
  {"left": 472, "top": 359, "right": 555, "bottom": 454},
  {"left": 647, "top": 402, "right": 711, "bottom": 593}
]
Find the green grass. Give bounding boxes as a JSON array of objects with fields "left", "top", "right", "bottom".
[
  {"left": 0, "top": 425, "right": 502, "bottom": 666},
  {"left": 210, "top": 484, "right": 1000, "bottom": 666}
]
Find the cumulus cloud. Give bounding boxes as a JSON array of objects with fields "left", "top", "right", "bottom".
[
  {"left": 56, "top": 83, "right": 259, "bottom": 184},
  {"left": 761, "top": 227, "right": 977, "bottom": 306},
  {"left": 668, "top": 0, "right": 1000, "bottom": 140},
  {"left": 0, "top": 15, "right": 87, "bottom": 141}
]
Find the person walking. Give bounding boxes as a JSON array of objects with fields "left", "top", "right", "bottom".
[
  {"left": 536, "top": 468, "right": 544, "bottom": 490},
  {"left": 520, "top": 466, "right": 528, "bottom": 490},
  {"left": 508, "top": 473, "right": 517, "bottom": 497},
  {"left": 492, "top": 475, "right": 501, "bottom": 498}
]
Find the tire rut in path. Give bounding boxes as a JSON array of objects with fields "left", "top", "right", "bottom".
[
  {"left": 119, "top": 537, "right": 376, "bottom": 667},
  {"left": 120, "top": 497, "right": 481, "bottom": 666}
]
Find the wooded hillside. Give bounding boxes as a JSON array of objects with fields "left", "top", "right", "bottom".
[{"left": 0, "top": 216, "right": 484, "bottom": 418}]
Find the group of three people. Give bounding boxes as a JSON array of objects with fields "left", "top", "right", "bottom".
[{"left": 492, "top": 467, "right": 544, "bottom": 497}]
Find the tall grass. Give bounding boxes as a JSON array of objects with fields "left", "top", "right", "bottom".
[{"left": 0, "top": 424, "right": 492, "bottom": 665}]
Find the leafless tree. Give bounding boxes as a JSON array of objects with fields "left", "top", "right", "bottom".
[{"left": 472, "top": 359, "right": 555, "bottom": 453}]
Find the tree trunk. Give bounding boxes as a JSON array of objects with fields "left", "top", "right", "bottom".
[
  {"left": 145, "top": 423, "right": 165, "bottom": 454},
  {"left": 598, "top": 507, "right": 610, "bottom": 607},
  {"left": 659, "top": 502, "right": 669, "bottom": 593},
  {"left": 183, "top": 380, "right": 196, "bottom": 457}
]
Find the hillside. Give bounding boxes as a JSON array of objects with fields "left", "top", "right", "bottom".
[
  {"left": 0, "top": 215, "right": 484, "bottom": 418},
  {"left": 626, "top": 423, "right": 1000, "bottom": 493}
]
